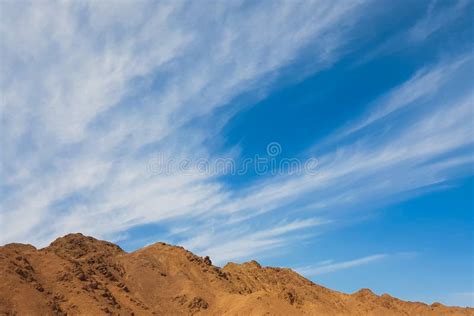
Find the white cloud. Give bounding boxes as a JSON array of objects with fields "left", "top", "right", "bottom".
[
  {"left": 325, "top": 55, "right": 472, "bottom": 145},
  {"left": 0, "top": 1, "right": 472, "bottom": 270},
  {"left": 213, "top": 55, "right": 474, "bottom": 221},
  {"left": 356, "top": 0, "right": 471, "bottom": 65},
  {"left": 408, "top": 0, "right": 470, "bottom": 42},
  {"left": 129, "top": 55, "right": 471, "bottom": 266},
  {"left": 295, "top": 254, "right": 388, "bottom": 276},
  {"left": 181, "top": 218, "right": 327, "bottom": 265},
  {"left": 0, "top": 1, "right": 369, "bottom": 246}
]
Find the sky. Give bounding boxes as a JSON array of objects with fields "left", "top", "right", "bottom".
[{"left": 1, "top": 0, "right": 473, "bottom": 307}]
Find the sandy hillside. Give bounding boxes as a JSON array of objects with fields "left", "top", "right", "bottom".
[{"left": 0, "top": 233, "right": 472, "bottom": 315}]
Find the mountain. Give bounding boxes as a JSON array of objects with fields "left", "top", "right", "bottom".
[{"left": 0, "top": 233, "right": 471, "bottom": 315}]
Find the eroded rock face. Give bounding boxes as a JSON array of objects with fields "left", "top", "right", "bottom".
[
  {"left": 47, "top": 233, "right": 124, "bottom": 259},
  {"left": 1, "top": 233, "right": 472, "bottom": 315}
]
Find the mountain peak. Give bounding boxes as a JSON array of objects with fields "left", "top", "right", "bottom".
[
  {"left": 353, "top": 288, "right": 377, "bottom": 298},
  {"left": 46, "top": 233, "right": 124, "bottom": 259}
]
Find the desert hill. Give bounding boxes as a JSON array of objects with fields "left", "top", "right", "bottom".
[{"left": 0, "top": 233, "right": 472, "bottom": 315}]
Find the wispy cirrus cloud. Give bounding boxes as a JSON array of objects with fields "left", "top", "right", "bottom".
[
  {"left": 161, "top": 54, "right": 474, "bottom": 262},
  {"left": 0, "top": 0, "right": 370, "bottom": 246},
  {"left": 332, "top": 55, "right": 472, "bottom": 141},
  {"left": 356, "top": 0, "right": 472, "bottom": 64},
  {"left": 295, "top": 252, "right": 419, "bottom": 276},
  {"left": 295, "top": 254, "right": 388, "bottom": 276},
  {"left": 213, "top": 55, "right": 474, "bottom": 221},
  {"left": 0, "top": 1, "right": 472, "bottom": 273},
  {"left": 182, "top": 218, "right": 328, "bottom": 264}
]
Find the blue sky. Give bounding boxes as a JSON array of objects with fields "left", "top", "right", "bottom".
[{"left": 1, "top": 0, "right": 473, "bottom": 307}]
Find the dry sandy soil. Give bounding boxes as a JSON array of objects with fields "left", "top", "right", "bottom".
[{"left": 0, "top": 233, "right": 472, "bottom": 315}]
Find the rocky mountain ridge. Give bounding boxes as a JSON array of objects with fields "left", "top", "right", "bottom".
[{"left": 0, "top": 233, "right": 472, "bottom": 315}]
